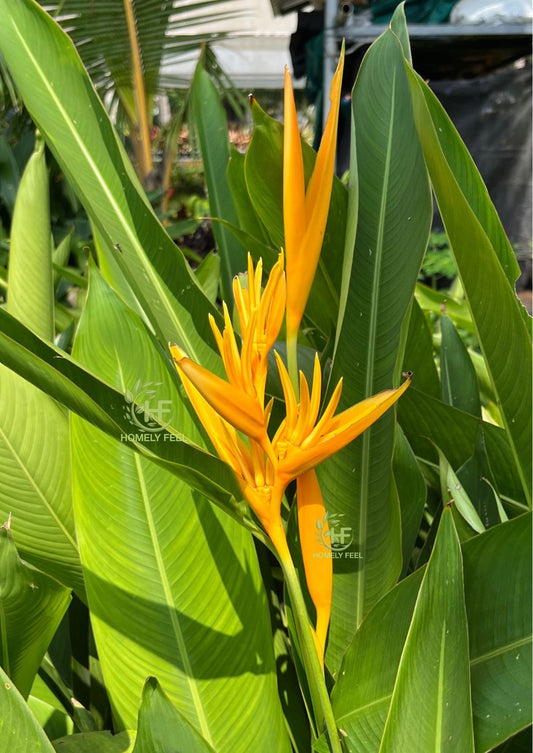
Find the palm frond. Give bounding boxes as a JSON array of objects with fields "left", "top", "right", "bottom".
[{"left": 41, "top": 0, "right": 248, "bottom": 96}]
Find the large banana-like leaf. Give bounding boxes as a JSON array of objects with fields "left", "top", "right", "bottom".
[
  {"left": 0, "top": 666, "right": 55, "bottom": 753},
  {"left": 0, "top": 524, "right": 71, "bottom": 699},
  {"left": 465, "top": 514, "right": 532, "bottom": 750},
  {"left": 331, "top": 513, "right": 532, "bottom": 752},
  {"left": 70, "top": 268, "right": 290, "bottom": 752},
  {"left": 396, "top": 8, "right": 532, "bottom": 502},
  {"left": 0, "top": 307, "right": 249, "bottom": 528},
  {"left": 0, "top": 133, "right": 82, "bottom": 592},
  {"left": 0, "top": 0, "right": 220, "bottom": 360},
  {"left": 320, "top": 26, "right": 432, "bottom": 670},
  {"left": 379, "top": 508, "right": 474, "bottom": 751}
]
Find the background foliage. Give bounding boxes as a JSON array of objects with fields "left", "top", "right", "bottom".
[{"left": 0, "top": 1, "right": 530, "bottom": 751}]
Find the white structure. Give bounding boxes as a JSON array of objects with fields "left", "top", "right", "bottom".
[{"left": 160, "top": 0, "right": 298, "bottom": 88}]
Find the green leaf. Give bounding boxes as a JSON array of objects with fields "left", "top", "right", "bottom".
[
  {"left": 0, "top": 524, "right": 71, "bottom": 698},
  {"left": 0, "top": 133, "right": 20, "bottom": 217},
  {"left": 464, "top": 513, "right": 532, "bottom": 751},
  {"left": 378, "top": 508, "right": 475, "bottom": 751},
  {"left": 415, "top": 282, "right": 474, "bottom": 334},
  {"left": 70, "top": 269, "right": 291, "bottom": 752},
  {"left": 7, "top": 132, "right": 53, "bottom": 342},
  {"left": 399, "top": 387, "right": 528, "bottom": 512},
  {"left": 393, "top": 426, "right": 427, "bottom": 575},
  {"left": 0, "top": 0, "right": 219, "bottom": 358},
  {"left": 404, "top": 62, "right": 532, "bottom": 504},
  {"left": 227, "top": 146, "right": 271, "bottom": 247},
  {"left": 194, "top": 252, "right": 220, "bottom": 305},
  {"left": 0, "top": 306, "right": 247, "bottom": 526},
  {"left": 457, "top": 425, "right": 502, "bottom": 529},
  {"left": 28, "top": 673, "right": 74, "bottom": 741},
  {"left": 440, "top": 314, "right": 481, "bottom": 417},
  {"left": 0, "top": 362, "right": 83, "bottom": 593},
  {"left": 321, "top": 26, "right": 432, "bottom": 670},
  {"left": 0, "top": 665, "right": 56, "bottom": 752},
  {"left": 436, "top": 446, "right": 485, "bottom": 535},
  {"left": 330, "top": 568, "right": 425, "bottom": 752},
  {"left": 133, "top": 677, "right": 216, "bottom": 753},
  {"left": 402, "top": 296, "right": 441, "bottom": 399},
  {"left": 189, "top": 61, "right": 246, "bottom": 305},
  {"left": 53, "top": 731, "right": 135, "bottom": 752},
  {"left": 331, "top": 513, "right": 531, "bottom": 752}
]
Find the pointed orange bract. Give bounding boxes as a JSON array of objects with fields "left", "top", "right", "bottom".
[
  {"left": 284, "top": 50, "right": 344, "bottom": 342},
  {"left": 297, "top": 469, "right": 332, "bottom": 664}
]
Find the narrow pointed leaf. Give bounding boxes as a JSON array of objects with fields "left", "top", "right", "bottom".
[
  {"left": 440, "top": 314, "right": 481, "bottom": 417},
  {"left": 457, "top": 426, "right": 502, "bottom": 529},
  {"left": 0, "top": 525, "right": 71, "bottom": 698},
  {"left": 378, "top": 509, "right": 474, "bottom": 751},
  {"left": 133, "top": 677, "right": 216, "bottom": 753},
  {"left": 437, "top": 446, "right": 485, "bottom": 534},
  {"left": 189, "top": 61, "right": 246, "bottom": 305},
  {"left": 7, "top": 133, "right": 53, "bottom": 342},
  {"left": 0, "top": 665, "right": 55, "bottom": 753}
]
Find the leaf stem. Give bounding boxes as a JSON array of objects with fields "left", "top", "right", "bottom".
[{"left": 277, "top": 539, "right": 342, "bottom": 753}]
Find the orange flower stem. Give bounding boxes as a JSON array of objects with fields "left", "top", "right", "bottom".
[{"left": 277, "top": 543, "right": 342, "bottom": 752}]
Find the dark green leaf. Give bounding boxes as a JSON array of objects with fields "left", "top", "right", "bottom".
[
  {"left": 189, "top": 61, "right": 246, "bottom": 304},
  {"left": 440, "top": 314, "right": 481, "bottom": 416},
  {"left": 321, "top": 26, "right": 432, "bottom": 670}
]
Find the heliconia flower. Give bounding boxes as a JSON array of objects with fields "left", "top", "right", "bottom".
[
  {"left": 296, "top": 469, "right": 332, "bottom": 664},
  {"left": 212, "top": 252, "right": 286, "bottom": 406},
  {"left": 170, "top": 252, "right": 410, "bottom": 670},
  {"left": 273, "top": 352, "right": 411, "bottom": 482},
  {"left": 283, "top": 48, "right": 344, "bottom": 345}
]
